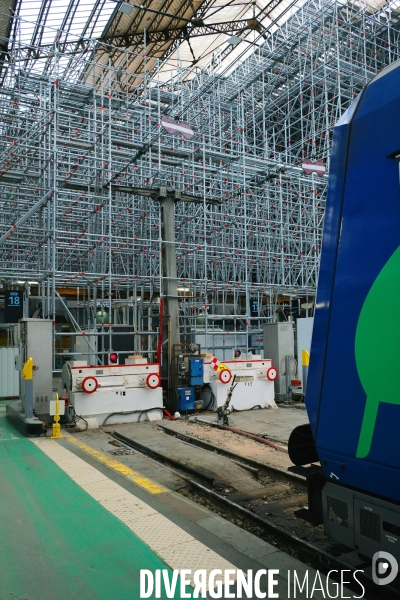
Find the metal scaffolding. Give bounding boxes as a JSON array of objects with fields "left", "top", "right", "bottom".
[{"left": 1, "top": 0, "right": 400, "bottom": 367}]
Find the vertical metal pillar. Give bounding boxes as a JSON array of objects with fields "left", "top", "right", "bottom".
[{"left": 160, "top": 195, "right": 181, "bottom": 400}]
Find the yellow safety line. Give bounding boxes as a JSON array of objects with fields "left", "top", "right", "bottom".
[{"left": 64, "top": 434, "right": 167, "bottom": 494}]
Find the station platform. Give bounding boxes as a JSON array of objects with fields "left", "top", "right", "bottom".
[{"left": 0, "top": 401, "right": 361, "bottom": 600}]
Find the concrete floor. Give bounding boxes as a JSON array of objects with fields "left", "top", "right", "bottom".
[
  {"left": 0, "top": 400, "right": 364, "bottom": 600},
  {"left": 0, "top": 404, "right": 178, "bottom": 600}
]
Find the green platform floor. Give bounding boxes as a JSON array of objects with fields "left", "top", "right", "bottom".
[{"left": 0, "top": 403, "right": 179, "bottom": 600}]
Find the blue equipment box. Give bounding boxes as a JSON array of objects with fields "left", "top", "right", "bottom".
[
  {"left": 188, "top": 357, "right": 204, "bottom": 377},
  {"left": 176, "top": 387, "right": 195, "bottom": 411},
  {"left": 188, "top": 358, "right": 204, "bottom": 386}
]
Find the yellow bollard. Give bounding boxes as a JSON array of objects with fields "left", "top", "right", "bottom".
[
  {"left": 22, "top": 358, "right": 34, "bottom": 419},
  {"left": 51, "top": 393, "right": 63, "bottom": 439},
  {"left": 22, "top": 357, "right": 33, "bottom": 380},
  {"left": 301, "top": 350, "right": 310, "bottom": 397},
  {"left": 302, "top": 350, "right": 310, "bottom": 366}
]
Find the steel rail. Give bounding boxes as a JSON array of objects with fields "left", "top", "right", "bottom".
[{"left": 158, "top": 423, "right": 306, "bottom": 487}]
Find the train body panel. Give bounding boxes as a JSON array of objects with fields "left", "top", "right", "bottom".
[{"left": 306, "top": 61, "right": 400, "bottom": 503}]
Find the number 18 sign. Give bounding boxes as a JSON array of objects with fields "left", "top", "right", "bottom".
[{"left": 4, "top": 290, "right": 23, "bottom": 323}]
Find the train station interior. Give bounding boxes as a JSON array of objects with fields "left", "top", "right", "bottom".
[{"left": 0, "top": 0, "right": 400, "bottom": 598}]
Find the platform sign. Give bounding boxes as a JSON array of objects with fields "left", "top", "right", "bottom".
[
  {"left": 4, "top": 290, "right": 23, "bottom": 323},
  {"left": 250, "top": 299, "right": 259, "bottom": 317}
]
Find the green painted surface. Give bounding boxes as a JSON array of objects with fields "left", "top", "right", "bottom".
[
  {"left": 0, "top": 412, "right": 181, "bottom": 600},
  {"left": 355, "top": 246, "right": 400, "bottom": 458}
]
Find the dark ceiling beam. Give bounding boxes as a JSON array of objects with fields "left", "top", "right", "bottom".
[
  {"left": 84, "top": 0, "right": 204, "bottom": 88},
  {"left": 98, "top": 18, "right": 261, "bottom": 46},
  {"left": 120, "top": 0, "right": 217, "bottom": 82},
  {"left": 101, "top": 0, "right": 191, "bottom": 50}
]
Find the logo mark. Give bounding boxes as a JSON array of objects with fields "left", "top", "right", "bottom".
[{"left": 372, "top": 551, "right": 398, "bottom": 586}]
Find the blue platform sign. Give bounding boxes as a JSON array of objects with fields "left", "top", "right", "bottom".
[
  {"left": 250, "top": 299, "right": 259, "bottom": 317},
  {"left": 4, "top": 290, "right": 23, "bottom": 323}
]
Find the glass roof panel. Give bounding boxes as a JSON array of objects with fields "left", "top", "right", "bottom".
[
  {"left": 18, "top": 0, "right": 116, "bottom": 48},
  {"left": 18, "top": 0, "right": 43, "bottom": 45}
]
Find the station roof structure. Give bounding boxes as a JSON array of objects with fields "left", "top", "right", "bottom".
[
  {"left": 0, "top": 0, "right": 317, "bottom": 84},
  {"left": 0, "top": 0, "right": 394, "bottom": 87}
]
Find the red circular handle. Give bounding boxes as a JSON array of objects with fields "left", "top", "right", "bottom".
[
  {"left": 81, "top": 376, "right": 98, "bottom": 394},
  {"left": 219, "top": 369, "right": 232, "bottom": 384},
  {"left": 146, "top": 373, "right": 160, "bottom": 389}
]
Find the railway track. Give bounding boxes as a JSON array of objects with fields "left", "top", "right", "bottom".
[
  {"left": 157, "top": 424, "right": 306, "bottom": 487},
  {"left": 109, "top": 428, "right": 400, "bottom": 600}
]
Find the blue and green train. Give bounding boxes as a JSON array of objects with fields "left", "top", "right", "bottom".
[{"left": 289, "top": 59, "right": 400, "bottom": 566}]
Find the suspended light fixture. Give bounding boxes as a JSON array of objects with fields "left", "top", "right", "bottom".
[
  {"left": 227, "top": 35, "right": 242, "bottom": 46},
  {"left": 119, "top": 2, "right": 134, "bottom": 14}
]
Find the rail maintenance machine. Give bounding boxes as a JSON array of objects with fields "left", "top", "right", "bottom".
[{"left": 288, "top": 59, "right": 400, "bottom": 571}]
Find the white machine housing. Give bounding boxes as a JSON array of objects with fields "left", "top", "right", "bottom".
[
  {"left": 203, "top": 358, "right": 277, "bottom": 410},
  {"left": 62, "top": 360, "right": 163, "bottom": 428},
  {"left": 20, "top": 318, "right": 53, "bottom": 416},
  {"left": 262, "top": 322, "right": 294, "bottom": 402}
]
